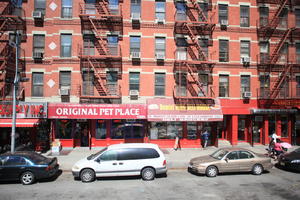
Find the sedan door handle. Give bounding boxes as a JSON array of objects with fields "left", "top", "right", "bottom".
[
  {"left": 119, "top": 162, "right": 123, "bottom": 165},
  {"left": 112, "top": 163, "right": 117, "bottom": 165}
]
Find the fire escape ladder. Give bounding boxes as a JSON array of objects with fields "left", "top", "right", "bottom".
[
  {"left": 269, "top": 64, "right": 292, "bottom": 99},
  {"left": 190, "top": 0, "right": 208, "bottom": 22},
  {"left": 88, "top": 58, "right": 108, "bottom": 95},
  {"left": 184, "top": 24, "right": 207, "bottom": 61},
  {"left": 269, "top": 29, "right": 291, "bottom": 64},
  {"left": 269, "top": 0, "right": 288, "bottom": 29},
  {"left": 98, "top": 0, "right": 110, "bottom": 15},
  {"left": 88, "top": 18, "right": 109, "bottom": 55},
  {"left": 186, "top": 62, "right": 207, "bottom": 97}
]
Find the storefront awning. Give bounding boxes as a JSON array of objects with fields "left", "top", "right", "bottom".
[
  {"left": 0, "top": 119, "right": 40, "bottom": 127},
  {"left": 147, "top": 98, "right": 223, "bottom": 122},
  {"left": 251, "top": 109, "right": 298, "bottom": 114}
]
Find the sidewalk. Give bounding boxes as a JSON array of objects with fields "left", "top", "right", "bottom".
[{"left": 45, "top": 145, "right": 300, "bottom": 172}]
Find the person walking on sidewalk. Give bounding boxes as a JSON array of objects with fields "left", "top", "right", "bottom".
[
  {"left": 201, "top": 129, "right": 210, "bottom": 148},
  {"left": 173, "top": 132, "right": 181, "bottom": 151}
]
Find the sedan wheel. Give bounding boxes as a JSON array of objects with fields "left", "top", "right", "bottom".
[
  {"left": 80, "top": 169, "right": 95, "bottom": 182},
  {"left": 206, "top": 166, "right": 218, "bottom": 177},
  {"left": 141, "top": 167, "right": 155, "bottom": 181},
  {"left": 20, "top": 171, "right": 35, "bottom": 185},
  {"left": 252, "top": 164, "right": 263, "bottom": 175}
]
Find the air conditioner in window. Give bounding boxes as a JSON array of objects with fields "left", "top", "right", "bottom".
[
  {"left": 129, "top": 90, "right": 139, "bottom": 100},
  {"left": 59, "top": 88, "right": 70, "bottom": 96},
  {"left": 220, "top": 19, "right": 228, "bottom": 26},
  {"left": 155, "top": 18, "right": 165, "bottom": 24},
  {"left": 32, "top": 11, "right": 43, "bottom": 19},
  {"left": 242, "top": 57, "right": 250, "bottom": 66},
  {"left": 156, "top": 52, "right": 165, "bottom": 60},
  {"left": 33, "top": 52, "right": 44, "bottom": 59},
  {"left": 130, "top": 51, "right": 141, "bottom": 59},
  {"left": 243, "top": 91, "right": 252, "bottom": 98}
]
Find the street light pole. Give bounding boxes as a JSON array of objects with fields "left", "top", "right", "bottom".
[{"left": 11, "top": 31, "right": 19, "bottom": 153}]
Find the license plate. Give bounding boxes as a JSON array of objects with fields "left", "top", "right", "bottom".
[{"left": 280, "top": 162, "right": 285, "bottom": 166}]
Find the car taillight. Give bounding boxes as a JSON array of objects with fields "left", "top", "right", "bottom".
[
  {"left": 163, "top": 160, "right": 166, "bottom": 166},
  {"left": 45, "top": 166, "right": 51, "bottom": 171}
]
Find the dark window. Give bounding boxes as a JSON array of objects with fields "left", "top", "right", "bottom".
[
  {"left": 240, "top": 40, "right": 250, "bottom": 60},
  {"left": 239, "top": 151, "right": 254, "bottom": 159},
  {"left": 296, "top": 76, "right": 300, "bottom": 96},
  {"left": 176, "top": 2, "right": 186, "bottom": 21},
  {"left": 34, "top": 0, "right": 46, "bottom": 14},
  {"left": 259, "top": 7, "right": 269, "bottom": 26},
  {"left": 4, "top": 156, "right": 26, "bottom": 166},
  {"left": 240, "top": 6, "right": 249, "bottom": 27},
  {"left": 32, "top": 72, "right": 44, "bottom": 97},
  {"left": 83, "top": 34, "right": 95, "bottom": 56},
  {"left": 61, "top": 0, "right": 73, "bottom": 18},
  {"left": 198, "top": 73, "right": 208, "bottom": 96},
  {"left": 59, "top": 71, "right": 71, "bottom": 87},
  {"left": 60, "top": 34, "right": 72, "bottom": 57},
  {"left": 118, "top": 148, "right": 160, "bottom": 160},
  {"left": 296, "top": 43, "right": 300, "bottom": 64},
  {"left": 259, "top": 75, "right": 270, "bottom": 98},
  {"left": 296, "top": 9, "right": 300, "bottom": 28},
  {"left": 226, "top": 151, "right": 238, "bottom": 160},
  {"left": 129, "top": 72, "right": 140, "bottom": 91},
  {"left": 155, "top": 37, "right": 166, "bottom": 58},
  {"left": 108, "top": 35, "right": 119, "bottom": 56},
  {"left": 175, "top": 72, "right": 187, "bottom": 96},
  {"left": 155, "top": 0, "right": 165, "bottom": 21},
  {"left": 55, "top": 120, "right": 73, "bottom": 139},
  {"left": 199, "top": 3, "right": 208, "bottom": 21},
  {"left": 100, "top": 150, "right": 118, "bottom": 161},
  {"left": 219, "top": 75, "right": 229, "bottom": 97},
  {"left": 82, "top": 71, "right": 94, "bottom": 96},
  {"left": 241, "top": 75, "right": 250, "bottom": 95},
  {"left": 219, "top": 4, "right": 228, "bottom": 23},
  {"left": 96, "top": 120, "right": 106, "bottom": 139},
  {"left": 155, "top": 72, "right": 165, "bottom": 96},
  {"left": 107, "top": 71, "right": 118, "bottom": 95},
  {"left": 130, "top": 36, "right": 141, "bottom": 54},
  {"left": 219, "top": 40, "right": 229, "bottom": 62},
  {"left": 33, "top": 34, "right": 45, "bottom": 58},
  {"left": 131, "top": 0, "right": 141, "bottom": 18},
  {"left": 199, "top": 38, "right": 208, "bottom": 59}
]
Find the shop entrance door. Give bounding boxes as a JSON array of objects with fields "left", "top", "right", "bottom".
[
  {"left": 238, "top": 116, "right": 246, "bottom": 141},
  {"left": 74, "top": 121, "right": 90, "bottom": 147},
  {"left": 252, "top": 116, "right": 263, "bottom": 145}
]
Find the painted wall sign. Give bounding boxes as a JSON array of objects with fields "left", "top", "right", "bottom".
[{"left": 48, "top": 103, "right": 147, "bottom": 119}]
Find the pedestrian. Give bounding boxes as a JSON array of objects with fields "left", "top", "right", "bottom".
[
  {"left": 201, "top": 129, "right": 210, "bottom": 148},
  {"left": 274, "top": 139, "right": 284, "bottom": 160},
  {"left": 173, "top": 132, "right": 181, "bottom": 151},
  {"left": 271, "top": 132, "right": 279, "bottom": 143},
  {"left": 81, "top": 127, "right": 89, "bottom": 147}
]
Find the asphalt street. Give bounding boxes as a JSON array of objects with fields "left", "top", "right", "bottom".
[{"left": 1, "top": 167, "right": 300, "bottom": 200}]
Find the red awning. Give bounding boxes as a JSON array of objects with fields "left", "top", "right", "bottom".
[{"left": 0, "top": 119, "right": 40, "bottom": 127}]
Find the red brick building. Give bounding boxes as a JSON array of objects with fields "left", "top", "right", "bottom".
[{"left": 0, "top": 0, "right": 300, "bottom": 150}]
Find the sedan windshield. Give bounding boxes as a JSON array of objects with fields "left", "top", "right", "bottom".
[
  {"left": 87, "top": 147, "right": 107, "bottom": 160},
  {"left": 211, "top": 149, "right": 229, "bottom": 160}
]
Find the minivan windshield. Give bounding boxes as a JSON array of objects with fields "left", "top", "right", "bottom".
[
  {"left": 210, "top": 149, "right": 228, "bottom": 160},
  {"left": 87, "top": 147, "right": 107, "bottom": 160}
]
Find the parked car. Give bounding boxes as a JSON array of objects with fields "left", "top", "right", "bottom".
[
  {"left": 0, "top": 151, "right": 59, "bottom": 185},
  {"left": 278, "top": 148, "right": 300, "bottom": 172},
  {"left": 72, "top": 143, "right": 167, "bottom": 182},
  {"left": 188, "top": 148, "right": 273, "bottom": 177}
]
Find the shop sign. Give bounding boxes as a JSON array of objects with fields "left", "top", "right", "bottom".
[
  {"left": 0, "top": 102, "right": 47, "bottom": 118},
  {"left": 147, "top": 98, "right": 223, "bottom": 122},
  {"left": 48, "top": 103, "right": 147, "bottom": 119}
]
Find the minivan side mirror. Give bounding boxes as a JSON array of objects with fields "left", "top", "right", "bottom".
[
  {"left": 225, "top": 158, "right": 229, "bottom": 162},
  {"left": 95, "top": 158, "right": 101, "bottom": 163}
]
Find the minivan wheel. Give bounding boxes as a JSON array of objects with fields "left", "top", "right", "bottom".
[
  {"left": 20, "top": 171, "right": 35, "bottom": 185},
  {"left": 80, "top": 169, "right": 95, "bottom": 182},
  {"left": 206, "top": 166, "right": 218, "bottom": 177},
  {"left": 141, "top": 167, "right": 155, "bottom": 181},
  {"left": 252, "top": 164, "right": 263, "bottom": 175}
]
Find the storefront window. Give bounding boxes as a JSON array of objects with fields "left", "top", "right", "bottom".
[
  {"left": 238, "top": 116, "right": 246, "bottom": 141},
  {"left": 268, "top": 115, "right": 276, "bottom": 136},
  {"left": 111, "top": 120, "right": 125, "bottom": 139},
  {"left": 281, "top": 116, "right": 288, "bottom": 138},
  {"left": 96, "top": 120, "right": 106, "bottom": 139},
  {"left": 150, "top": 122, "right": 183, "bottom": 139},
  {"left": 111, "top": 120, "right": 144, "bottom": 139},
  {"left": 55, "top": 120, "right": 73, "bottom": 139},
  {"left": 187, "top": 122, "right": 197, "bottom": 139}
]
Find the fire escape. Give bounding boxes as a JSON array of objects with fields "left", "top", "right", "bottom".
[
  {"left": 0, "top": 1, "right": 26, "bottom": 101},
  {"left": 173, "top": 0, "right": 215, "bottom": 105},
  {"left": 78, "top": 1, "right": 123, "bottom": 103},
  {"left": 257, "top": 0, "right": 299, "bottom": 108}
]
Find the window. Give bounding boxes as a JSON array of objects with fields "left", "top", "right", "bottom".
[
  {"left": 296, "top": 43, "right": 300, "bottom": 64},
  {"left": 279, "top": 43, "right": 288, "bottom": 63},
  {"left": 150, "top": 122, "right": 183, "bottom": 139},
  {"left": 226, "top": 151, "right": 238, "bottom": 160},
  {"left": 129, "top": 72, "right": 140, "bottom": 91},
  {"left": 281, "top": 116, "right": 288, "bottom": 138},
  {"left": 83, "top": 34, "right": 95, "bottom": 56},
  {"left": 100, "top": 150, "right": 118, "bottom": 161},
  {"left": 131, "top": 0, "right": 141, "bottom": 18},
  {"left": 176, "top": 38, "right": 187, "bottom": 60},
  {"left": 219, "top": 75, "right": 229, "bottom": 97},
  {"left": 4, "top": 156, "right": 26, "bottom": 166},
  {"left": 241, "top": 75, "right": 250, "bottom": 95},
  {"left": 107, "top": 71, "right": 118, "bottom": 95},
  {"left": 96, "top": 120, "right": 106, "bottom": 139},
  {"left": 33, "top": 34, "right": 45, "bottom": 58},
  {"left": 82, "top": 71, "right": 94, "bottom": 96},
  {"left": 60, "top": 34, "right": 72, "bottom": 57},
  {"left": 240, "top": 6, "right": 249, "bottom": 27},
  {"left": 109, "top": 0, "right": 119, "bottom": 15},
  {"left": 278, "top": 8, "right": 288, "bottom": 28},
  {"left": 296, "top": 76, "right": 300, "bottom": 96},
  {"left": 279, "top": 78, "right": 289, "bottom": 98},
  {"left": 155, "top": 0, "right": 165, "bottom": 21},
  {"left": 155, "top": 72, "right": 165, "bottom": 96},
  {"left": 108, "top": 35, "right": 119, "bottom": 56},
  {"left": 176, "top": 2, "right": 186, "bottom": 21},
  {"left": 32, "top": 72, "right": 44, "bottom": 97},
  {"left": 239, "top": 151, "right": 254, "bottom": 159},
  {"left": 61, "top": 0, "right": 72, "bottom": 18},
  {"left": 199, "top": 38, "right": 208, "bottom": 60},
  {"left": 296, "top": 9, "right": 300, "bottom": 28},
  {"left": 199, "top": 3, "right": 208, "bottom": 21},
  {"left": 198, "top": 74, "right": 208, "bottom": 96},
  {"left": 219, "top": 40, "right": 229, "bottom": 62},
  {"left": 240, "top": 40, "right": 250, "bottom": 61},
  {"left": 259, "top": 75, "right": 270, "bottom": 98},
  {"left": 85, "top": 0, "right": 96, "bottom": 15},
  {"left": 155, "top": 37, "right": 165, "bottom": 58},
  {"left": 260, "top": 42, "right": 269, "bottom": 63},
  {"left": 218, "top": 4, "right": 228, "bottom": 23},
  {"left": 259, "top": 7, "right": 269, "bottom": 27},
  {"left": 59, "top": 71, "right": 71, "bottom": 88},
  {"left": 34, "top": 0, "right": 46, "bottom": 14},
  {"left": 130, "top": 36, "right": 141, "bottom": 54},
  {"left": 175, "top": 72, "right": 187, "bottom": 96},
  {"left": 118, "top": 148, "right": 159, "bottom": 160}
]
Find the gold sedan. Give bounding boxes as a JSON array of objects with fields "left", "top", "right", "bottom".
[{"left": 188, "top": 148, "right": 273, "bottom": 177}]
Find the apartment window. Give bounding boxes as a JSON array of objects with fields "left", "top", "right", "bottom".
[
  {"left": 296, "top": 9, "right": 300, "bottom": 28},
  {"left": 259, "top": 7, "right": 269, "bottom": 27},
  {"left": 260, "top": 42, "right": 269, "bottom": 63},
  {"left": 199, "top": 3, "right": 208, "bottom": 21},
  {"left": 83, "top": 34, "right": 95, "bottom": 56},
  {"left": 199, "top": 39, "right": 208, "bottom": 60},
  {"left": 198, "top": 74, "right": 208, "bottom": 97},
  {"left": 33, "top": 34, "right": 45, "bottom": 58},
  {"left": 130, "top": 36, "right": 141, "bottom": 55},
  {"left": 259, "top": 75, "right": 270, "bottom": 98},
  {"left": 129, "top": 72, "right": 140, "bottom": 91},
  {"left": 279, "top": 8, "right": 288, "bottom": 28},
  {"left": 296, "top": 43, "right": 300, "bottom": 64},
  {"left": 240, "top": 6, "right": 249, "bottom": 27},
  {"left": 176, "top": 2, "right": 186, "bottom": 21},
  {"left": 240, "top": 40, "right": 250, "bottom": 61},
  {"left": 155, "top": 0, "right": 165, "bottom": 21},
  {"left": 108, "top": 35, "right": 119, "bottom": 56},
  {"left": 60, "top": 71, "right": 71, "bottom": 88},
  {"left": 107, "top": 71, "right": 118, "bottom": 95},
  {"left": 176, "top": 38, "right": 187, "bottom": 60},
  {"left": 60, "top": 34, "right": 72, "bottom": 57},
  {"left": 85, "top": 0, "right": 96, "bottom": 15},
  {"left": 241, "top": 75, "right": 250, "bottom": 96},
  {"left": 155, "top": 73, "right": 165, "bottom": 96},
  {"left": 109, "top": 0, "right": 119, "bottom": 15},
  {"left": 279, "top": 78, "right": 289, "bottom": 98},
  {"left": 155, "top": 37, "right": 165, "bottom": 58},
  {"left": 219, "top": 75, "right": 229, "bottom": 97},
  {"left": 34, "top": 0, "right": 46, "bottom": 14},
  {"left": 131, "top": 0, "right": 141, "bottom": 19},
  {"left": 218, "top": 4, "right": 228, "bottom": 23},
  {"left": 61, "top": 0, "right": 73, "bottom": 18},
  {"left": 82, "top": 72, "right": 94, "bottom": 96},
  {"left": 219, "top": 40, "right": 229, "bottom": 62},
  {"left": 296, "top": 76, "right": 300, "bottom": 96},
  {"left": 279, "top": 43, "right": 288, "bottom": 63},
  {"left": 175, "top": 72, "right": 187, "bottom": 96},
  {"left": 32, "top": 72, "right": 44, "bottom": 97}
]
